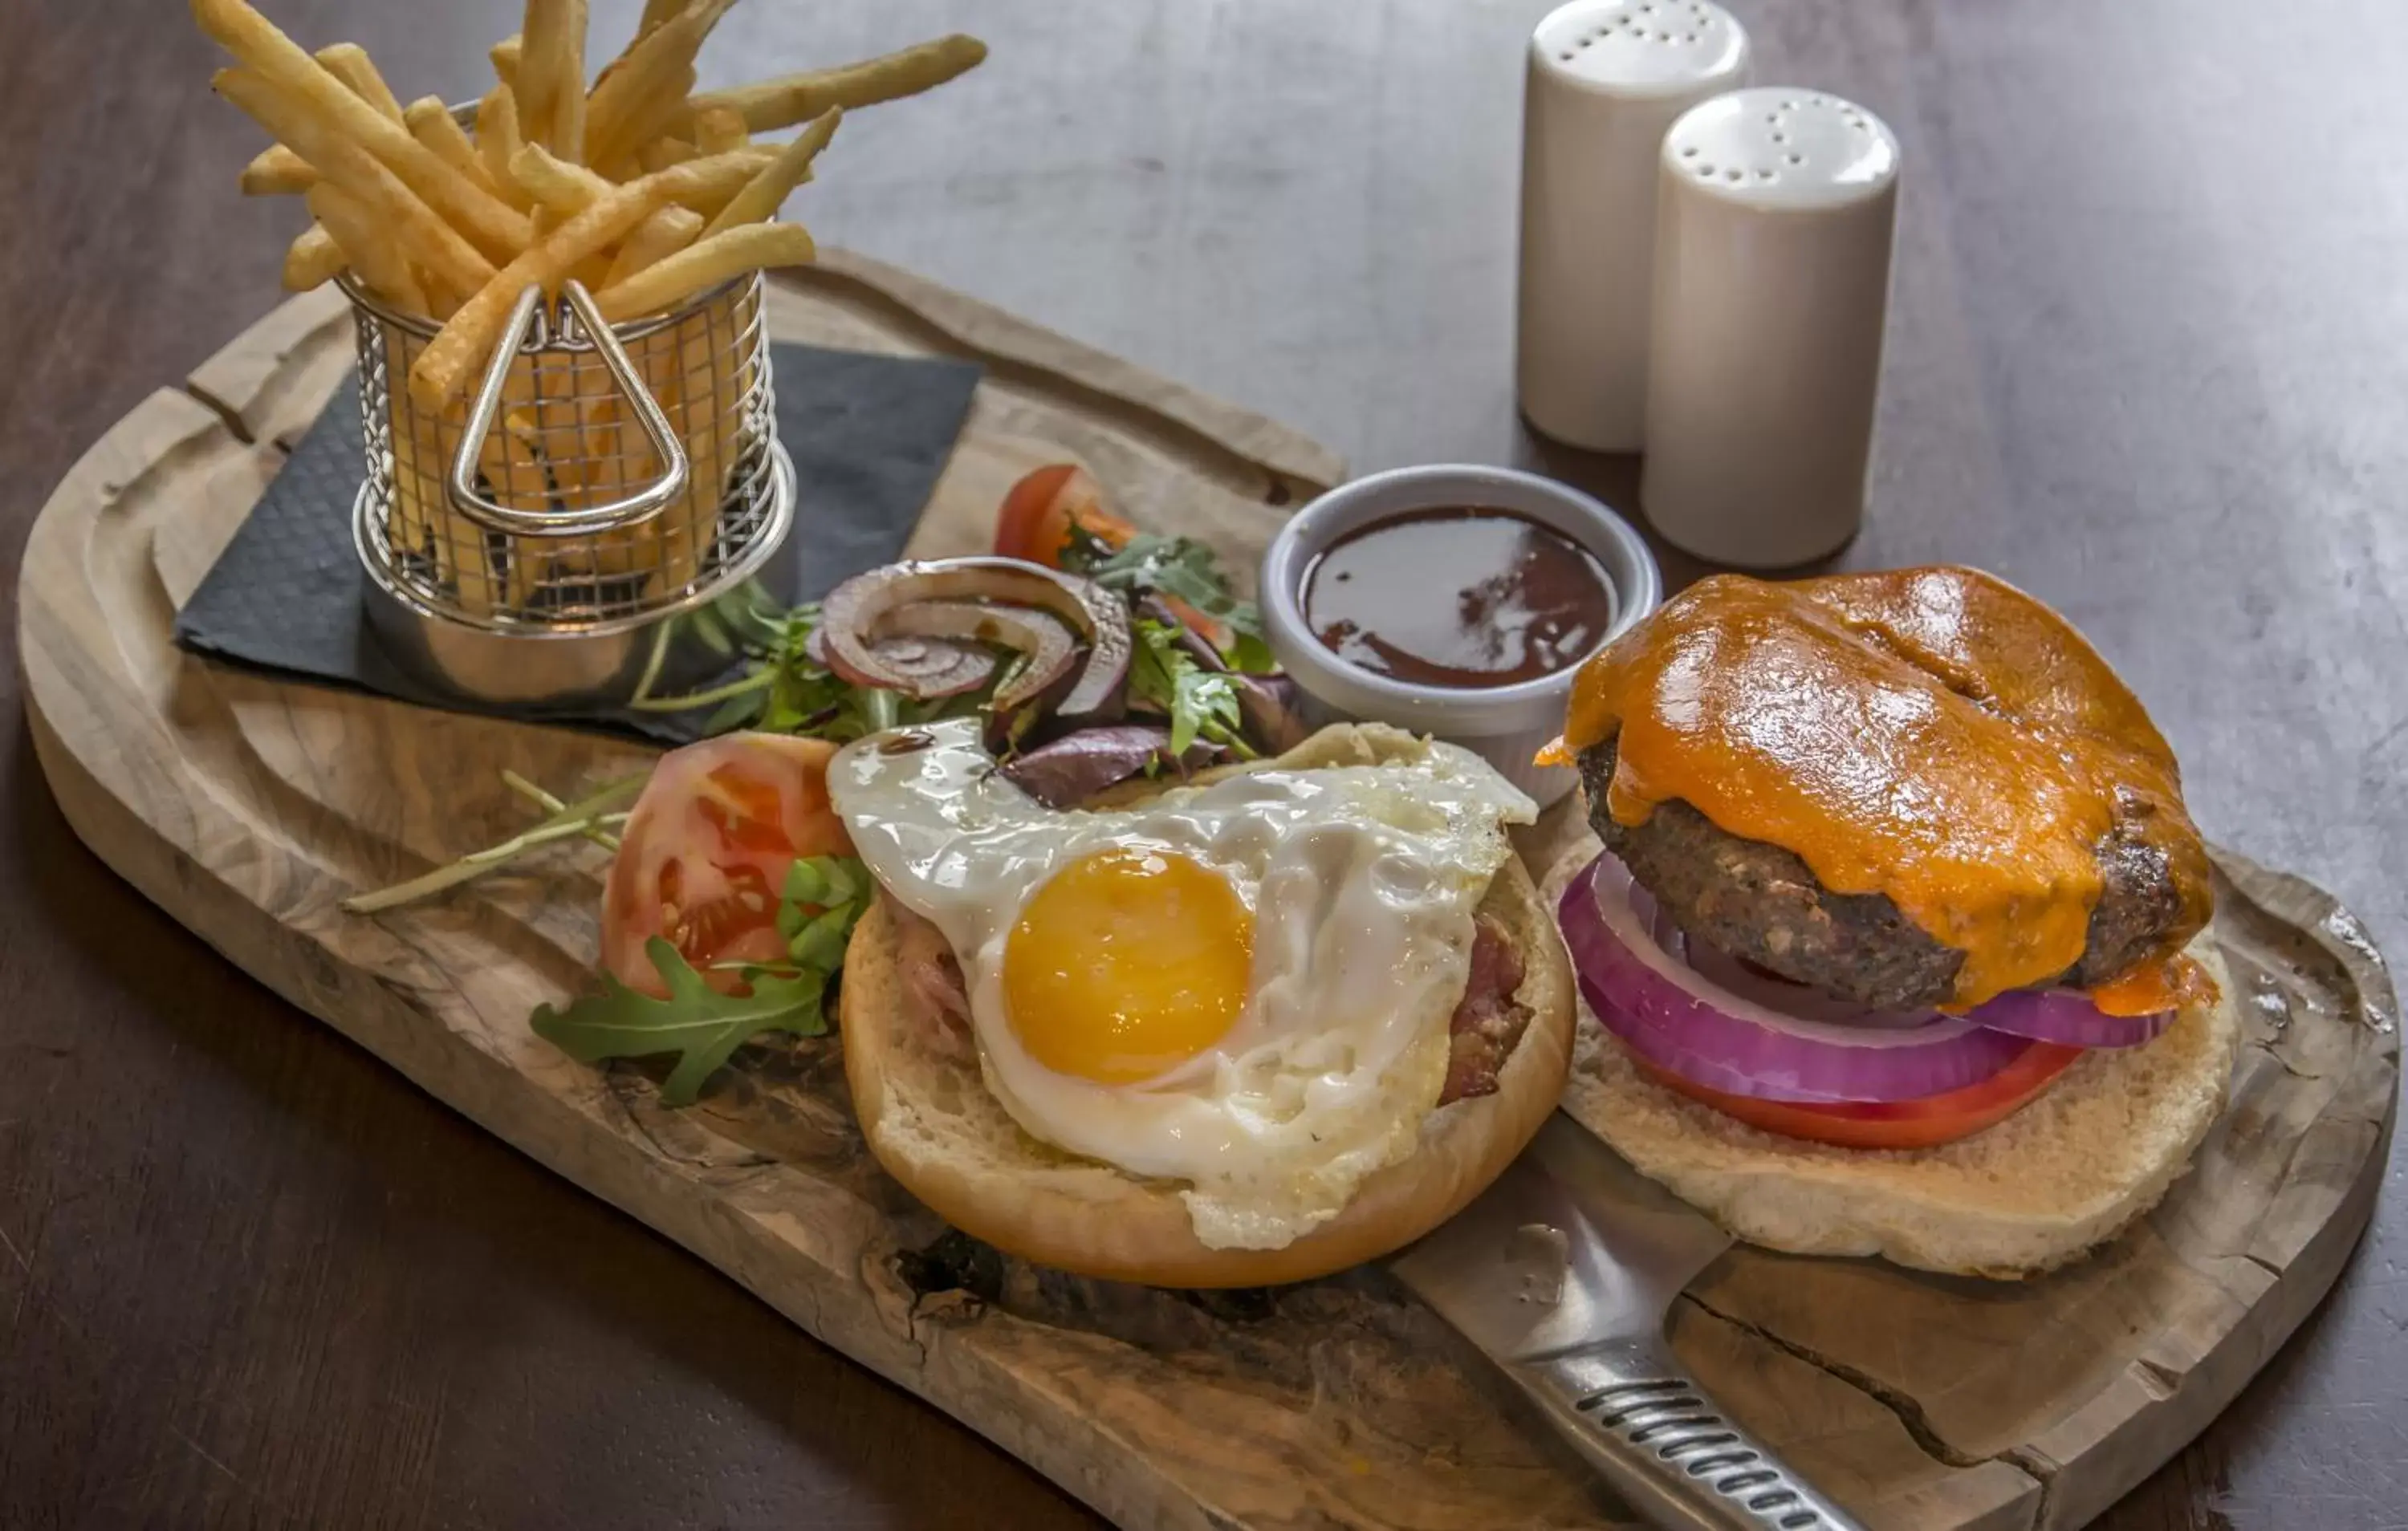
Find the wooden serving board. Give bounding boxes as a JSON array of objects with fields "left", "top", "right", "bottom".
[{"left": 19, "top": 251, "right": 2399, "bottom": 1531}]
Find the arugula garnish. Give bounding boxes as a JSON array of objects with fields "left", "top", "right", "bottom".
[
  {"left": 530, "top": 854, "right": 870, "bottom": 1105},
  {"left": 340, "top": 774, "right": 644, "bottom": 914},
  {"left": 631, "top": 587, "right": 970, "bottom": 739},
  {"left": 1061, "top": 530, "right": 1276, "bottom": 672},
  {"left": 1130, "top": 619, "right": 1253, "bottom": 757}
]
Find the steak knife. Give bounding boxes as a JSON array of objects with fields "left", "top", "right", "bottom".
[{"left": 1389, "top": 1115, "right": 1865, "bottom": 1530}]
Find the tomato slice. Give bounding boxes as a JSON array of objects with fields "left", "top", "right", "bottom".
[
  {"left": 992, "top": 463, "right": 1226, "bottom": 645},
  {"left": 1632, "top": 1039, "right": 2085, "bottom": 1149},
  {"left": 600, "top": 733, "right": 852, "bottom": 997},
  {"left": 995, "top": 464, "right": 1136, "bottom": 566}
]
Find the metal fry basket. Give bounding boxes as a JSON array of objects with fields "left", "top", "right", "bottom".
[{"left": 345, "top": 270, "right": 795, "bottom": 709}]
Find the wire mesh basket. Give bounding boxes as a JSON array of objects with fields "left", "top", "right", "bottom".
[{"left": 346, "top": 270, "right": 795, "bottom": 708}]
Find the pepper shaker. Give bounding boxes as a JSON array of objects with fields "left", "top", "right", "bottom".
[
  {"left": 1516, "top": 0, "right": 1750, "bottom": 453},
  {"left": 1641, "top": 89, "right": 1902, "bottom": 567}
]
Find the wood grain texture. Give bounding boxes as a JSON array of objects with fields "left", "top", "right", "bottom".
[
  {"left": 18, "top": 273, "right": 2400, "bottom": 1530},
  {"left": 5, "top": 2, "right": 2408, "bottom": 1528}
]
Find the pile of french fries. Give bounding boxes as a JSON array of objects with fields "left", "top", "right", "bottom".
[{"left": 193, "top": 0, "right": 983, "bottom": 617}]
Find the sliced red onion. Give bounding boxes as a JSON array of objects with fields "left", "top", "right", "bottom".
[
  {"left": 877, "top": 599, "right": 1077, "bottom": 712},
  {"left": 1623, "top": 854, "right": 2173, "bottom": 1048},
  {"left": 818, "top": 558, "right": 1131, "bottom": 717},
  {"left": 828, "top": 633, "right": 995, "bottom": 697},
  {"left": 1560, "top": 855, "right": 2032, "bottom": 1103},
  {"left": 1637, "top": 882, "right": 1944, "bottom": 1031},
  {"left": 997, "top": 725, "right": 1222, "bottom": 807},
  {"left": 1963, "top": 987, "right": 2174, "bottom": 1049}
]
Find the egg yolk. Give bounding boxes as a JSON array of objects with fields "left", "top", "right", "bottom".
[{"left": 1002, "top": 847, "right": 1255, "bottom": 1085}]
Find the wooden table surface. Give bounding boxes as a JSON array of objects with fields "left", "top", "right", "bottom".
[{"left": 4, "top": 1, "right": 2402, "bottom": 1525}]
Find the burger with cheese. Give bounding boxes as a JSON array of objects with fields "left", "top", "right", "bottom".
[{"left": 1543, "top": 567, "right": 2239, "bottom": 1277}]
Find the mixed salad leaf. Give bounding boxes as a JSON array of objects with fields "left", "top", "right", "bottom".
[
  {"left": 348, "top": 462, "right": 1300, "bottom": 1107},
  {"left": 1130, "top": 619, "right": 1251, "bottom": 757},
  {"left": 531, "top": 855, "right": 870, "bottom": 1106}
]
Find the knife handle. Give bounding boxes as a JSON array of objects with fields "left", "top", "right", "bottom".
[{"left": 1507, "top": 1337, "right": 1866, "bottom": 1531}]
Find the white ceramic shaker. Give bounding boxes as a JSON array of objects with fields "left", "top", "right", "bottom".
[
  {"left": 1516, "top": 0, "right": 1750, "bottom": 453},
  {"left": 1641, "top": 88, "right": 1902, "bottom": 567}
]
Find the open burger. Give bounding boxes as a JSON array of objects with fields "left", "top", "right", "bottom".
[
  {"left": 1542, "top": 567, "right": 2239, "bottom": 1278},
  {"left": 834, "top": 720, "right": 1573, "bottom": 1288}
]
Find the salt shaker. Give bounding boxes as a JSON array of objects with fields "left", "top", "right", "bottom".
[
  {"left": 1516, "top": 0, "right": 1750, "bottom": 453},
  {"left": 1641, "top": 89, "right": 1902, "bottom": 567}
]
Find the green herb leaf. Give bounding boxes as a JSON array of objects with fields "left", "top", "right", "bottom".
[
  {"left": 531, "top": 854, "right": 872, "bottom": 1106},
  {"left": 1072, "top": 534, "right": 1265, "bottom": 642},
  {"left": 779, "top": 854, "right": 861, "bottom": 912},
  {"left": 531, "top": 937, "right": 833, "bottom": 1106},
  {"left": 1132, "top": 620, "right": 1249, "bottom": 757},
  {"left": 1225, "top": 628, "right": 1279, "bottom": 675},
  {"left": 341, "top": 773, "right": 645, "bottom": 913}
]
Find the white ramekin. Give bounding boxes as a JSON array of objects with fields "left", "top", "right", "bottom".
[{"left": 1259, "top": 465, "right": 1662, "bottom": 806}]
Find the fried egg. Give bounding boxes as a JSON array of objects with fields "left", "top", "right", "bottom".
[{"left": 828, "top": 720, "right": 1536, "bottom": 1250}]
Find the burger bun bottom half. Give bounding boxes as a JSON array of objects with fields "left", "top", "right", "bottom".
[
  {"left": 1543, "top": 845, "right": 2242, "bottom": 1280},
  {"left": 839, "top": 725, "right": 1576, "bottom": 1289}
]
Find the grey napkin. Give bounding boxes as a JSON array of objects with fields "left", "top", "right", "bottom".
[{"left": 173, "top": 343, "right": 982, "bottom": 742}]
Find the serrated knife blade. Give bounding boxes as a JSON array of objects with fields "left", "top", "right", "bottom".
[{"left": 1389, "top": 1114, "right": 1865, "bottom": 1531}]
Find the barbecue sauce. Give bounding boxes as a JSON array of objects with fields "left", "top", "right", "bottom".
[
  {"left": 1552, "top": 567, "right": 2215, "bottom": 1009},
  {"left": 1304, "top": 508, "right": 1615, "bottom": 689}
]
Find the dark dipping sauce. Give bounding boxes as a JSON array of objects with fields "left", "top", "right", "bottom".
[{"left": 1301, "top": 506, "right": 1616, "bottom": 688}]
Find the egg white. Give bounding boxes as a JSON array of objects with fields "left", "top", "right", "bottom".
[{"left": 828, "top": 720, "right": 1536, "bottom": 1250}]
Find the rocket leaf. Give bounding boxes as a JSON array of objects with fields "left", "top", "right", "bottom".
[{"left": 531, "top": 855, "right": 869, "bottom": 1106}]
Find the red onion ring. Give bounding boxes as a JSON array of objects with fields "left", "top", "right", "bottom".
[
  {"left": 1963, "top": 987, "right": 2174, "bottom": 1049},
  {"left": 1559, "top": 855, "right": 2035, "bottom": 1103}
]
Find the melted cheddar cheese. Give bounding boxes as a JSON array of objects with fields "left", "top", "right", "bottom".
[{"left": 1560, "top": 567, "right": 2213, "bottom": 1009}]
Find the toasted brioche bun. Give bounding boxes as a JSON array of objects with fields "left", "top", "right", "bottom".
[
  {"left": 839, "top": 725, "right": 1575, "bottom": 1288},
  {"left": 1543, "top": 846, "right": 2241, "bottom": 1279}
]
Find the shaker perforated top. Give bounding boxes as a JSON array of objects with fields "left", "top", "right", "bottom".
[
  {"left": 1662, "top": 87, "right": 1900, "bottom": 210},
  {"left": 1530, "top": 0, "right": 1746, "bottom": 99}
]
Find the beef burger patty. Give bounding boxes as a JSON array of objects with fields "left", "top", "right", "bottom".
[{"left": 1577, "top": 737, "right": 2186, "bottom": 1009}]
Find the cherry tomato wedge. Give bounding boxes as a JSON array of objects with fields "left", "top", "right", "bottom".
[
  {"left": 1632, "top": 1038, "right": 2085, "bottom": 1149},
  {"left": 993, "top": 463, "right": 1226, "bottom": 645},
  {"left": 600, "top": 733, "right": 852, "bottom": 997},
  {"left": 995, "top": 463, "right": 1137, "bottom": 567}
]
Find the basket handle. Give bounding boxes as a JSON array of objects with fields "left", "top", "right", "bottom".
[{"left": 444, "top": 279, "right": 692, "bottom": 538}]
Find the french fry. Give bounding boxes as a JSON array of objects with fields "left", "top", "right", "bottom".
[
  {"left": 554, "top": 0, "right": 591, "bottom": 164},
  {"left": 637, "top": 136, "right": 697, "bottom": 173},
  {"left": 312, "top": 42, "right": 405, "bottom": 124},
  {"left": 644, "top": 147, "right": 775, "bottom": 215},
  {"left": 515, "top": 0, "right": 563, "bottom": 154},
  {"left": 404, "top": 95, "right": 504, "bottom": 199},
  {"left": 607, "top": 61, "right": 702, "bottom": 176},
  {"left": 283, "top": 222, "right": 344, "bottom": 290},
  {"left": 475, "top": 86, "right": 531, "bottom": 211},
  {"left": 689, "top": 34, "right": 986, "bottom": 134},
  {"left": 702, "top": 105, "right": 836, "bottom": 237},
  {"left": 192, "top": 0, "right": 534, "bottom": 259},
  {"left": 409, "top": 179, "right": 671, "bottom": 410},
  {"left": 593, "top": 221, "right": 813, "bottom": 321},
  {"left": 637, "top": 0, "right": 685, "bottom": 39},
  {"left": 583, "top": 0, "right": 734, "bottom": 168},
  {"left": 510, "top": 143, "right": 613, "bottom": 217},
  {"left": 600, "top": 205, "right": 702, "bottom": 286},
  {"left": 240, "top": 143, "right": 315, "bottom": 194},
  {"left": 417, "top": 262, "right": 470, "bottom": 319},
  {"left": 240, "top": 42, "right": 417, "bottom": 196},
  {"left": 691, "top": 105, "right": 748, "bottom": 155},
  {"left": 215, "top": 67, "right": 498, "bottom": 299},
  {"left": 512, "top": 6, "right": 554, "bottom": 150},
  {"left": 490, "top": 33, "right": 522, "bottom": 90},
  {"left": 307, "top": 182, "right": 429, "bottom": 314}
]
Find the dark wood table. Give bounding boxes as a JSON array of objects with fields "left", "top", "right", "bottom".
[{"left": 3, "top": 1, "right": 2400, "bottom": 1525}]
